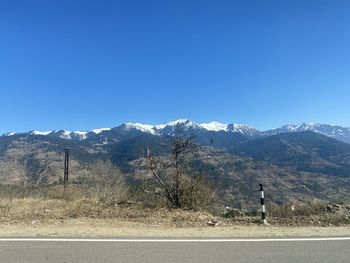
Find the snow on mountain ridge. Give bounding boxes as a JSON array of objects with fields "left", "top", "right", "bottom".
[
  {"left": 8, "top": 128, "right": 113, "bottom": 140},
  {"left": 124, "top": 119, "right": 201, "bottom": 134},
  {"left": 155, "top": 119, "right": 196, "bottom": 130},
  {"left": 30, "top": 130, "right": 53, "bottom": 136},
  {"left": 3, "top": 132, "right": 17, "bottom": 136},
  {"left": 0, "top": 120, "right": 261, "bottom": 138},
  {"left": 124, "top": 123, "right": 156, "bottom": 134},
  {"left": 125, "top": 120, "right": 257, "bottom": 135},
  {"left": 263, "top": 123, "right": 350, "bottom": 143},
  {"left": 90, "top": 128, "right": 111, "bottom": 134},
  {"left": 200, "top": 122, "right": 228, "bottom": 131},
  {"left": 2, "top": 121, "right": 350, "bottom": 144}
]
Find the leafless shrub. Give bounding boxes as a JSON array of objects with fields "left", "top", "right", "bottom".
[
  {"left": 148, "top": 135, "right": 216, "bottom": 210},
  {"left": 88, "top": 160, "right": 129, "bottom": 206},
  {"left": 268, "top": 201, "right": 327, "bottom": 218},
  {"left": 0, "top": 199, "right": 12, "bottom": 219}
]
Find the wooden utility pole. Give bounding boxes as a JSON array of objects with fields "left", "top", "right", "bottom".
[{"left": 64, "top": 148, "right": 69, "bottom": 188}]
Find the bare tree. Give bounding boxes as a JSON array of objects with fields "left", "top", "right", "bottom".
[
  {"left": 148, "top": 135, "right": 215, "bottom": 210},
  {"left": 89, "top": 160, "right": 127, "bottom": 205},
  {"left": 91, "top": 160, "right": 123, "bottom": 186}
]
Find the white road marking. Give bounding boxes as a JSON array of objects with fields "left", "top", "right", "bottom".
[{"left": 0, "top": 237, "right": 349, "bottom": 242}]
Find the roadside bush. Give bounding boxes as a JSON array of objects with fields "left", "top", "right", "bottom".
[
  {"left": 148, "top": 135, "right": 216, "bottom": 211},
  {"left": 268, "top": 201, "right": 328, "bottom": 218}
]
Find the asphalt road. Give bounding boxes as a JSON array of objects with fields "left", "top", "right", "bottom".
[{"left": 0, "top": 238, "right": 349, "bottom": 263}]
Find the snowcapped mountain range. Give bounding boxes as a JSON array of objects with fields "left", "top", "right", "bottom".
[
  {"left": 3, "top": 119, "right": 350, "bottom": 144},
  {"left": 263, "top": 123, "right": 350, "bottom": 143},
  {"left": 122, "top": 119, "right": 259, "bottom": 135},
  {"left": 3, "top": 128, "right": 111, "bottom": 141}
]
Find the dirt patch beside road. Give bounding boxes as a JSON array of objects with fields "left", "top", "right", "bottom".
[
  {"left": 0, "top": 219, "right": 349, "bottom": 238},
  {"left": 1, "top": 197, "right": 349, "bottom": 238}
]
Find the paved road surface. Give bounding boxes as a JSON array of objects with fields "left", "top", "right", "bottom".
[{"left": 0, "top": 238, "right": 349, "bottom": 263}]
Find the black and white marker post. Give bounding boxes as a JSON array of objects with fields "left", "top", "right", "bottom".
[{"left": 259, "top": 184, "right": 268, "bottom": 225}]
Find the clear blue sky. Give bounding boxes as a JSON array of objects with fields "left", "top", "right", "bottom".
[{"left": 1, "top": 0, "right": 350, "bottom": 134}]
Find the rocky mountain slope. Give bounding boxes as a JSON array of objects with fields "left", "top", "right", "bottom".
[
  {"left": 232, "top": 131, "right": 350, "bottom": 177},
  {"left": 3, "top": 119, "right": 350, "bottom": 144},
  {"left": 1, "top": 119, "right": 350, "bottom": 204},
  {"left": 263, "top": 123, "right": 350, "bottom": 144}
]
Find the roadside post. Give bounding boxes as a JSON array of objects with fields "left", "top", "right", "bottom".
[{"left": 259, "top": 184, "right": 268, "bottom": 225}]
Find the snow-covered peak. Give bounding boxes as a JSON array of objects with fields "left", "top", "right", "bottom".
[
  {"left": 1, "top": 127, "right": 112, "bottom": 140},
  {"left": 154, "top": 119, "right": 205, "bottom": 136},
  {"left": 53, "top": 130, "right": 72, "bottom": 139},
  {"left": 1, "top": 120, "right": 259, "bottom": 139},
  {"left": 3, "top": 120, "right": 350, "bottom": 144},
  {"left": 155, "top": 119, "right": 195, "bottom": 130},
  {"left": 123, "top": 120, "right": 259, "bottom": 135},
  {"left": 3, "top": 132, "right": 17, "bottom": 136},
  {"left": 262, "top": 123, "right": 350, "bottom": 143},
  {"left": 166, "top": 119, "right": 190, "bottom": 125},
  {"left": 26, "top": 128, "right": 113, "bottom": 140},
  {"left": 71, "top": 131, "right": 88, "bottom": 140},
  {"left": 121, "top": 119, "right": 203, "bottom": 136},
  {"left": 227, "top": 124, "right": 261, "bottom": 136},
  {"left": 299, "top": 123, "right": 317, "bottom": 130},
  {"left": 28, "top": 130, "right": 87, "bottom": 140},
  {"left": 90, "top": 128, "right": 111, "bottom": 134},
  {"left": 124, "top": 123, "right": 157, "bottom": 134},
  {"left": 233, "top": 124, "right": 252, "bottom": 129},
  {"left": 73, "top": 131, "right": 87, "bottom": 135},
  {"left": 280, "top": 124, "right": 300, "bottom": 131},
  {"left": 29, "top": 130, "right": 53, "bottom": 136},
  {"left": 200, "top": 122, "right": 228, "bottom": 131},
  {"left": 272, "top": 123, "right": 326, "bottom": 133}
]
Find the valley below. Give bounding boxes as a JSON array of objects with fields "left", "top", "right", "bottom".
[{"left": 1, "top": 119, "right": 350, "bottom": 231}]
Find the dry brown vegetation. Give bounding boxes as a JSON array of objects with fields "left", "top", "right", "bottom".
[
  {"left": 0, "top": 185, "right": 221, "bottom": 227},
  {"left": 148, "top": 135, "right": 216, "bottom": 210},
  {"left": 0, "top": 154, "right": 349, "bottom": 228},
  {"left": 0, "top": 184, "right": 349, "bottom": 228},
  {"left": 267, "top": 202, "right": 350, "bottom": 226}
]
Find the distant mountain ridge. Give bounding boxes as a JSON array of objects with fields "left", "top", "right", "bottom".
[
  {"left": 1, "top": 120, "right": 350, "bottom": 203},
  {"left": 2, "top": 119, "right": 350, "bottom": 144},
  {"left": 263, "top": 123, "right": 350, "bottom": 144},
  {"left": 232, "top": 131, "right": 350, "bottom": 177}
]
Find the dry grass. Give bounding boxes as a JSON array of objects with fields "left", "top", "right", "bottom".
[
  {"left": 0, "top": 184, "right": 213, "bottom": 226},
  {"left": 267, "top": 202, "right": 350, "bottom": 226},
  {"left": 0, "top": 184, "right": 260, "bottom": 228},
  {"left": 0, "top": 197, "right": 221, "bottom": 227},
  {"left": 268, "top": 202, "right": 328, "bottom": 218},
  {"left": 0, "top": 185, "right": 349, "bottom": 228}
]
